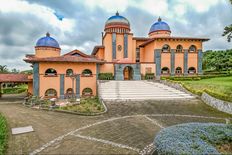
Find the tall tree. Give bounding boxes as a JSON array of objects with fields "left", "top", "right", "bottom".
[
  {"left": 222, "top": 0, "right": 232, "bottom": 42},
  {"left": 11, "top": 68, "right": 20, "bottom": 73},
  {"left": 0, "top": 65, "right": 9, "bottom": 73}
]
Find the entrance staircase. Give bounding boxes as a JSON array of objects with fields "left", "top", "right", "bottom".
[{"left": 98, "top": 80, "right": 195, "bottom": 101}]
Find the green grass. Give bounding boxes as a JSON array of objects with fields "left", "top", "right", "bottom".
[
  {"left": 179, "top": 76, "right": 232, "bottom": 102},
  {"left": 0, "top": 114, "right": 8, "bottom": 155}
]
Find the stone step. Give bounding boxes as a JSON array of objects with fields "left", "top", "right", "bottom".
[{"left": 98, "top": 80, "right": 195, "bottom": 101}]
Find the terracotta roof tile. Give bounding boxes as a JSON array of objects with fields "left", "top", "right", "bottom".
[
  {"left": 91, "top": 45, "right": 105, "bottom": 55},
  {"left": 24, "top": 55, "right": 104, "bottom": 63},
  {"left": 139, "top": 36, "right": 209, "bottom": 47},
  {"left": 0, "top": 74, "right": 31, "bottom": 83}
]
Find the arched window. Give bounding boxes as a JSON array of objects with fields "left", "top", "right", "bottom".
[
  {"left": 161, "top": 67, "right": 170, "bottom": 74},
  {"left": 162, "top": 44, "right": 170, "bottom": 52},
  {"left": 45, "top": 89, "right": 57, "bottom": 97},
  {"left": 45, "top": 68, "right": 57, "bottom": 76},
  {"left": 82, "top": 69, "right": 92, "bottom": 76},
  {"left": 66, "top": 69, "right": 73, "bottom": 76},
  {"left": 82, "top": 88, "right": 93, "bottom": 96},
  {"left": 176, "top": 45, "right": 183, "bottom": 52},
  {"left": 189, "top": 45, "right": 197, "bottom": 52},
  {"left": 65, "top": 88, "right": 74, "bottom": 98},
  {"left": 175, "top": 67, "right": 182, "bottom": 74},
  {"left": 188, "top": 67, "right": 196, "bottom": 74},
  {"left": 66, "top": 88, "right": 73, "bottom": 94}
]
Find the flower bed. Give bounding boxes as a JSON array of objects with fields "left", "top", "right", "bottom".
[
  {"left": 0, "top": 114, "right": 8, "bottom": 154},
  {"left": 154, "top": 123, "right": 232, "bottom": 154},
  {"left": 24, "top": 96, "right": 106, "bottom": 115}
]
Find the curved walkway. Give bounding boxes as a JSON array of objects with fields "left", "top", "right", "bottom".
[{"left": 0, "top": 98, "right": 231, "bottom": 154}]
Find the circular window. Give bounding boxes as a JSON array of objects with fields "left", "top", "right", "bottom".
[{"left": 118, "top": 45, "right": 122, "bottom": 51}]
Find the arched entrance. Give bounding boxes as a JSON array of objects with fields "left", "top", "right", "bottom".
[{"left": 123, "top": 66, "right": 133, "bottom": 80}]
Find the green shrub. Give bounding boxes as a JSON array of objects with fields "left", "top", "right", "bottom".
[
  {"left": 2, "top": 87, "right": 27, "bottom": 94},
  {"left": 98, "top": 73, "right": 114, "bottom": 80},
  {"left": 0, "top": 114, "right": 8, "bottom": 155},
  {"left": 145, "top": 73, "right": 154, "bottom": 80},
  {"left": 97, "top": 105, "right": 101, "bottom": 110},
  {"left": 154, "top": 123, "right": 232, "bottom": 155}
]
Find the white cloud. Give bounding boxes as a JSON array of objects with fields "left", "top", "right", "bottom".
[
  {"left": 175, "top": 0, "right": 221, "bottom": 13},
  {"left": 0, "top": 0, "right": 75, "bottom": 32},
  {"left": 83, "top": 0, "right": 129, "bottom": 12},
  {"left": 81, "top": 0, "right": 168, "bottom": 15}
]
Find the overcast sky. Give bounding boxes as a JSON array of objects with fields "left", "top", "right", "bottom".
[{"left": 0, "top": 0, "right": 232, "bottom": 70}]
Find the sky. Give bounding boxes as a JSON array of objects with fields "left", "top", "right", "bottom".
[{"left": 0, "top": 0, "right": 231, "bottom": 70}]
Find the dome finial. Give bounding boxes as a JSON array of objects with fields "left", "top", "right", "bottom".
[
  {"left": 46, "top": 32, "right": 50, "bottom": 37},
  {"left": 158, "top": 16, "right": 162, "bottom": 22},
  {"left": 116, "top": 11, "right": 119, "bottom": 16}
]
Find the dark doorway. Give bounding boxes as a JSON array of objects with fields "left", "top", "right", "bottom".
[{"left": 123, "top": 66, "right": 133, "bottom": 80}]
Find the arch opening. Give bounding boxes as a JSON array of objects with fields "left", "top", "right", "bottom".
[
  {"left": 188, "top": 67, "right": 196, "bottom": 74},
  {"left": 161, "top": 67, "right": 170, "bottom": 74},
  {"left": 123, "top": 66, "right": 133, "bottom": 80}
]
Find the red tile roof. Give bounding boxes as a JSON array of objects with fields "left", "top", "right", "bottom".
[
  {"left": 139, "top": 36, "right": 209, "bottom": 47},
  {"left": 0, "top": 74, "right": 31, "bottom": 83},
  {"left": 24, "top": 55, "right": 104, "bottom": 63},
  {"left": 63, "top": 49, "right": 93, "bottom": 58},
  {"left": 24, "top": 49, "right": 105, "bottom": 63},
  {"left": 91, "top": 45, "right": 105, "bottom": 55}
]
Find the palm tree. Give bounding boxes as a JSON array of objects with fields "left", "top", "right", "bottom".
[
  {"left": 0, "top": 65, "right": 9, "bottom": 73},
  {"left": 222, "top": 0, "right": 232, "bottom": 42},
  {"left": 222, "top": 24, "right": 232, "bottom": 42}
]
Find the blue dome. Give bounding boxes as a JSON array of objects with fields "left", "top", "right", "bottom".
[
  {"left": 149, "top": 17, "right": 170, "bottom": 34},
  {"left": 105, "top": 12, "right": 130, "bottom": 26},
  {"left": 36, "top": 33, "right": 60, "bottom": 48}
]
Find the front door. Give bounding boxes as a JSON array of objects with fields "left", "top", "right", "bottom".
[{"left": 123, "top": 66, "right": 133, "bottom": 80}]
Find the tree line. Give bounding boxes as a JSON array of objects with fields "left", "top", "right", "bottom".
[
  {"left": 203, "top": 49, "right": 232, "bottom": 72},
  {"left": 0, "top": 65, "right": 32, "bottom": 74}
]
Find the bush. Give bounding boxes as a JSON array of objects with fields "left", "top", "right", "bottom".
[
  {"left": 98, "top": 73, "right": 114, "bottom": 80},
  {"left": 2, "top": 87, "right": 27, "bottom": 94},
  {"left": 154, "top": 123, "right": 232, "bottom": 155},
  {"left": 0, "top": 114, "right": 8, "bottom": 154},
  {"left": 145, "top": 73, "right": 154, "bottom": 80}
]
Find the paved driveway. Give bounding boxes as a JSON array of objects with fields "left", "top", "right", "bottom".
[{"left": 0, "top": 96, "right": 231, "bottom": 154}]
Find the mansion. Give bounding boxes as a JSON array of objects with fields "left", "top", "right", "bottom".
[{"left": 24, "top": 12, "right": 209, "bottom": 98}]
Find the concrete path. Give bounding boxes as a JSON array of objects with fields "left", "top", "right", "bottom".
[{"left": 99, "top": 81, "right": 194, "bottom": 101}]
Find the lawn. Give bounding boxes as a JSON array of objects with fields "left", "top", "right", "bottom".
[
  {"left": 0, "top": 114, "right": 8, "bottom": 155},
  {"left": 179, "top": 76, "right": 232, "bottom": 102}
]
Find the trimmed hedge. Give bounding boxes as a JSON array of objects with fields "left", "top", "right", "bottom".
[
  {"left": 161, "top": 74, "right": 232, "bottom": 81},
  {"left": 145, "top": 73, "right": 154, "bottom": 80},
  {"left": 154, "top": 123, "right": 232, "bottom": 155},
  {"left": 98, "top": 73, "right": 114, "bottom": 80},
  {"left": 0, "top": 114, "right": 8, "bottom": 155},
  {"left": 2, "top": 87, "right": 27, "bottom": 94}
]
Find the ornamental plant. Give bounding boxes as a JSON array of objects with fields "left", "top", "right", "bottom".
[{"left": 154, "top": 123, "right": 232, "bottom": 154}]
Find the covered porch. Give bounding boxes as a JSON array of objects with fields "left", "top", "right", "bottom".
[{"left": 0, "top": 74, "right": 32, "bottom": 98}]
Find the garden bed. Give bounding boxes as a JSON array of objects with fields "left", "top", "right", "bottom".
[
  {"left": 24, "top": 97, "right": 107, "bottom": 116},
  {"left": 154, "top": 123, "right": 232, "bottom": 154},
  {"left": 0, "top": 114, "right": 8, "bottom": 155}
]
